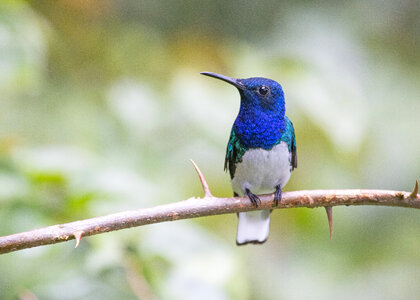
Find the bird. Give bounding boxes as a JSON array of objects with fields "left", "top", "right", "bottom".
[{"left": 201, "top": 72, "right": 297, "bottom": 245}]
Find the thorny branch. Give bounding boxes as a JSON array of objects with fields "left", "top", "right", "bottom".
[{"left": 0, "top": 161, "right": 418, "bottom": 255}]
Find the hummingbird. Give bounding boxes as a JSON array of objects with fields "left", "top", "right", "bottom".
[{"left": 201, "top": 72, "right": 298, "bottom": 245}]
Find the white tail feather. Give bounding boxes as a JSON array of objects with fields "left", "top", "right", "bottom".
[{"left": 236, "top": 210, "right": 270, "bottom": 245}]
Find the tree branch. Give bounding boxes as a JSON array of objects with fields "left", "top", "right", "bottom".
[{"left": 0, "top": 161, "right": 418, "bottom": 255}]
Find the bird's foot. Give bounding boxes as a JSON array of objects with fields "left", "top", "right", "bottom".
[
  {"left": 245, "top": 188, "right": 261, "bottom": 207},
  {"left": 274, "top": 185, "right": 282, "bottom": 207}
]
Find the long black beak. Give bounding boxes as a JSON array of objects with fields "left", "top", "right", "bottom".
[{"left": 200, "top": 72, "right": 244, "bottom": 90}]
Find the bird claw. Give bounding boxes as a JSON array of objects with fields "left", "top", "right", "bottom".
[
  {"left": 246, "top": 189, "right": 261, "bottom": 207},
  {"left": 274, "top": 185, "right": 282, "bottom": 207}
]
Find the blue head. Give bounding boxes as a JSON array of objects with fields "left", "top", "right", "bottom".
[{"left": 201, "top": 72, "right": 287, "bottom": 149}]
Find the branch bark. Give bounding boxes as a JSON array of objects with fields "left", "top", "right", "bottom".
[{"left": 0, "top": 162, "right": 418, "bottom": 255}]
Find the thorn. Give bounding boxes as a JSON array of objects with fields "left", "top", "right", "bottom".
[
  {"left": 409, "top": 180, "right": 418, "bottom": 198},
  {"left": 190, "top": 159, "right": 213, "bottom": 198},
  {"left": 324, "top": 206, "right": 333, "bottom": 242},
  {"left": 73, "top": 230, "right": 84, "bottom": 248}
]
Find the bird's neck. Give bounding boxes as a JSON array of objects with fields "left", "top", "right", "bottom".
[{"left": 233, "top": 106, "right": 286, "bottom": 149}]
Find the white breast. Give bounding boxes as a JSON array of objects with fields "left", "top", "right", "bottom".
[{"left": 231, "top": 141, "right": 291, "bottom": 196}]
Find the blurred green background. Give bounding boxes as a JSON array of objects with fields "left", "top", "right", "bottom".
[{"left": 0, "top": 0, "right": 419, "bottom": 299}]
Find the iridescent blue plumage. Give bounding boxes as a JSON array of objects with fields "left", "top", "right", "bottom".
[
  {"left": 233, "top": 77, "right": 286, "bottom": 149},
  {"left": 224, "top": 77, "right": 297, "bottom": 178},
  {"left": 201, "top": 72, "right": 297, "bottom": 245}
]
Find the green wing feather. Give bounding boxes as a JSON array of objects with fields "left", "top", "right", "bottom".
[
  {"left": 282, "top": 116, "right": 297, "bottom": 170},
  {"left": 224, "top": 130, "right": 248, "bottom": 179}
]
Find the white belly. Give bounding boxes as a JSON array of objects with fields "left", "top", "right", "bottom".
[{"left": 231, "top": 142, "right": 291, "bottom": 196}]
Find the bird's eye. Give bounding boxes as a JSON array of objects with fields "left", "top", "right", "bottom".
[{"left": 258, "top": 86, "right": 269, "bottom": 95}]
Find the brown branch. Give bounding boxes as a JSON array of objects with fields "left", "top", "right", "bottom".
[{"left": 0, "top": 162, "right": 418, "bottom": 255}]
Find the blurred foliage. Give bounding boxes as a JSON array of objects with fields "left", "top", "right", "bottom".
[{"left": 0, "top": 0, "right": 419, "bottom": 299}]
